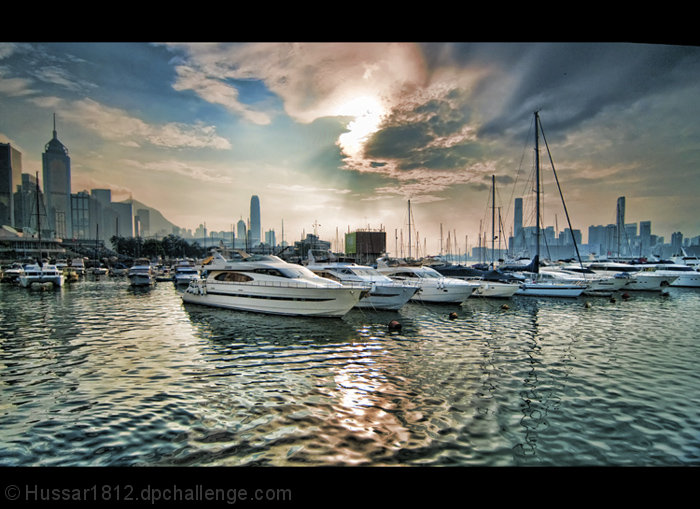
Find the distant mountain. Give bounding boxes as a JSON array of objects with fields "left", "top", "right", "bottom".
[{"left": 118, "top": 199, "right": 181, "bottom": 237}]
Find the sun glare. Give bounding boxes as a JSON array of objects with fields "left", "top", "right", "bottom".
[{"left": 335, "top": 95, "right": 385, "bottom": 161}]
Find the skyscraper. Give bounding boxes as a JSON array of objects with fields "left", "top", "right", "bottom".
[
  {"left": 0, "top": 142, "right": 22, "bottom": 227},
  {"left": 513, "top": 197, "right": 523, "bottom": 251},
  {"left": 42, "top": 115, "right": 72, "bottom": 239},
  {"left": 250, "top": 195, "right": 261, "bottom": 247},
  {"left": 616, "top": 196, "right": 625, "bottom": 255}
]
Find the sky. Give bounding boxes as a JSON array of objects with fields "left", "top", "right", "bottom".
[{"left": 1, "top": 42, "right": 699, "bottom": 255}]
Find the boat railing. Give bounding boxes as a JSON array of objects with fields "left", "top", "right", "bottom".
[{"left": 199, "top": 279, "right": 371, "bottom": 291}]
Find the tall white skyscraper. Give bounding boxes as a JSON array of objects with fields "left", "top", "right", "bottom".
[{"left": 250, "top": 195, "right": 261, "bottom": 247}]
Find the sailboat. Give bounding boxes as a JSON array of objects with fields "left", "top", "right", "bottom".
[
  {"left": 512, "top": 112, "right": 586, "bottom": 298},
  {"left": 19, "top": 172, "right": 64, "bottom": 289}
]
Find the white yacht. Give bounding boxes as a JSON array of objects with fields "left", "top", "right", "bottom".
[
  {"left": 635, "top": 263, "right": 700, "bottom": 288},
  {"left": 376, "top": 261, "right": 479, "bottom": 304},
  {"left": 514, "top": 276, "right": 587, "bottom": 298},
  {"left": 173, "top": 260, "right": 200, "bottom": 286},
  {"left": 540, "top": 265, "right": 629, "bottom": 295},
  {"left": 306, "top": 261, "right": 419, "bottom": 310},
  {"left": 182, "top": 252, "right": 367, "bottom": 317},
  {"left": 1, "top": 262, "right": 25, "bottom": 284},
  {"left": 586, "top": 262, "right": 677, "bottom": 291},
  {"left": 71, "top": 258, "right": 87, "bottom": 277},
  {"left": 127, "top": 258, "right": 156, "bottom": 287},
  {"left": 19, "top": 262, "right": 64, "bottom": 288}
]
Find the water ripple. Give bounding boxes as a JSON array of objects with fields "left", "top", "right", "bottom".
[{"left": 1, "top": 282, "right": 699, "bottom": 465}]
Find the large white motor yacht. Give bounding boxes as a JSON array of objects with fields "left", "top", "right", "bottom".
[
  {"left": 634, "top": 263, "right": 700, "bottom": 288},
  {"left": 127, "top": 258, "right": 156, "bottom": 287},
  {"left": 182, "top": 253, "right": 368, "bottom": 317},
  {"left": 19, "top": 262, "right": 64, "bottom": 288},
  {"left": 376, "top": 262, "right": 478, "bottom": 304},
  {"left": 540, "top": 265, "right": 629, "bottom": 295},
  {"left": 586, "top": 262, "right": 677, "bottom": 291},
  {"left": 306, "top": 261, "right": 419, "bottom": 310}
]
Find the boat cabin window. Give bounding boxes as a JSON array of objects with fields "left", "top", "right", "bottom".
[
  {"left": 393, "top": 271, "right": 418, "bottom": 278},
  {"left": 214, "top": 271, "right": 254, "bottom": 282}
]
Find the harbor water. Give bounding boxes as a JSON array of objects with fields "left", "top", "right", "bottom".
[{"left": 1, "top": 278, "right": 699, "bottom": 467}]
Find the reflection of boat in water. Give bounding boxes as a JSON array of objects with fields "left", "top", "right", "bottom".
[
  {"left": 182, "top": 252, "right": 367, "bottom": 317},
  {"left": 19, "top": 261, "right": 64, "bottom": 288},
  {"left": 127, "top": 258, "right": 156, "bottom": 287}
]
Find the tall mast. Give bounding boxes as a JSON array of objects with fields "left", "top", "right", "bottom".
[
  {"left": 534, "top": 111, "right": 541, "bottom": 273},
  {"left": 407, "top": 199, "right": 412, "bottom": 259},
  {"left": 491, "top": 174, "right": 495, "bottom": 268},
  {"left": 36, "top": 171, "right": 42, "bottom": 265}
]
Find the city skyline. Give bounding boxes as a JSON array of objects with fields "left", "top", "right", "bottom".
[{"left": 1, "top": 42, "right": 699, "bottom": 254}]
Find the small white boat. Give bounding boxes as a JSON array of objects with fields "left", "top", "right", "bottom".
[
  {"left": 183, "top": 252, "right": 367, "bottom": 317},
  {"left": 127, "top": 258, "right": 156, "bottom": 286},
  {"left": 376, "top": 261, "right": 479, "bottom": 304},
  {"left": 19, "top": 262, "right": 64, "bottom": 288},
  {"left": 473, "top": 280, "right": 521, "bottom": 298},
  {"left": 71, "top": 258, "right": 86, "bottom": 277},
  {"left": 1, "top": 263, "right": 25, "bottom": 284},
  {"left": 173, "top": 260, "right": 200, "bottom": 286},
  {"left": 307, "top": 260, "right": 419, "bottom": 310}
]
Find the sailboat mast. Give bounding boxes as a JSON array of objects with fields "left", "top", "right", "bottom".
[
  {"left": 491, "top": 174, "right": 495, "bottom": 268},
  {"left": 35, "top": 171, "right": 41, "bottom": 265},
  {"left": 407, "top": 200, "right": 412, "bottom": 259},
  {"left": 534, "top": 111, "right": 541, "bottom": 273}
]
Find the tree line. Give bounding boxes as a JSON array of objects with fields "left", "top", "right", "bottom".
[{"left": 109, "top": 234, "right": 207, "bottom": 259}]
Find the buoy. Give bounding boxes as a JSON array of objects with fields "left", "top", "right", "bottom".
[
  {"left": 449, "top": 312, "right": 458, "bottom": 320},
  {"left": 584, "top": 301, "right": 592, "bottom": 308},
  {"left": 388, "top": 320, "right": 402, "bottom": 331},
  {"left": 609, "top": 297, "right": 616, "bottom": 303},
  {"left": 661, "top": 291, "right": 670, "bottom": 297},
  {"left": 501, "top": 304, "right": 509, "bottom": 310},
  {"left": 622, "top": 292, "right": 630, "bottom": 300}
]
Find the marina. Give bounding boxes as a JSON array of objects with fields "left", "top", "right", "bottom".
[{"left": 1, "top": 271, "right": 698, "bottom": 467}]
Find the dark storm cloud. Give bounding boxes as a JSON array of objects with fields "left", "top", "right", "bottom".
[
  {"left": 363, "top": 88, "right": 481, "bottom": 172},
  {"left": 473, "top": 43, "right": 700, "bottom": 140}
]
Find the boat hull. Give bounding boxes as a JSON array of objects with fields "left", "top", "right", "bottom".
[
  {"left": 356, "top": 284, "right": 419, "bottom": 310},
  {"left": 181, "top": 280, "right": 364, "bottom": 317},
  {"left": 623, "top": 273, "right": 676, "bottom": 291},
  {"left": 410, "top": 283, "right": 476, "bottom": 304},
  {"left": 515, "top": 283, "right": 585, "bottom": 298},
  {"left": 128, "top": 275, "right": 155, "bottom": 286},
  {"left": 473, "top": 281, "right": 520, "bottom": 298}
]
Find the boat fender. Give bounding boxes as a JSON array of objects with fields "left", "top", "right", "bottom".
[
  {"left": 449, "top": 312, "right": 458, "bottom": 320},
  {"left": 388, "top": 320, "right": 402, "bottom": 331}
]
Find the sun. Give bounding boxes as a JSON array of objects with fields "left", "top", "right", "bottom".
[{"left": 334, "top": 95, "right": 385, "bottom": 162}]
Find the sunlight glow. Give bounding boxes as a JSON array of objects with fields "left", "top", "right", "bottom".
[{"left": 335, "top": 95, "right": 385, "bottom": 161}]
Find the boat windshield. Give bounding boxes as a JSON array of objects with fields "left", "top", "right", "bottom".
[
  {"left": 279, "top": 265, "right": 320, "bottom": 279},
  {"left": 417, "top": 267, "right": 444, "bottom": 279}
]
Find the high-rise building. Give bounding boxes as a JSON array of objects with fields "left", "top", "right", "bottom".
[
  {"left": 0, "top": 142, "right": 22, "bottom": 227},
  {"left": 71, "top": 191, "right": 90, "bottom": 239},
  {"left": 616, "top": 196, "right": 625, "bottom": 255},
  {"left": 250, "top": 195, "right": 261, "bottom": 247},
  {"left": 513, "top": 197, "right": 523, "bottom": 250},
  {"left": 42, "top": 115, "right": 72, "bottom": 239},
  {"left": 640, "top": 221, "right": 651, "bottom": 256}
]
